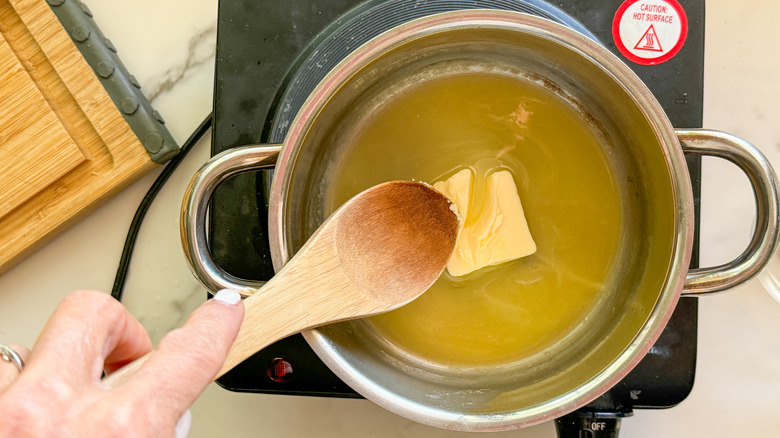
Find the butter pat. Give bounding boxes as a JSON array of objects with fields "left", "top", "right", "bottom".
[
  {"left": 433, "top": 169, "right": 536, "bottom": 277},
  {"left": 432, "top": 168, "right": 472, "bottom": 220}
]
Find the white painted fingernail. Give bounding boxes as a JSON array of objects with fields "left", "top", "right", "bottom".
[
  {"left": 174, "top": 409, "right": 192, "bottom": 438},
  {"left": 212, "top": 289, "right": 241, "bottom": 306}
]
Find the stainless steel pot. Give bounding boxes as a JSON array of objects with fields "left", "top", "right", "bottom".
[{"left": 181, "top": 10, "right": 779, "bottom": 431}]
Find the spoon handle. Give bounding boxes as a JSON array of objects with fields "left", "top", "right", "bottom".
[
  {"left": 104, "top": 259, "right": 345, "bottom": 387},
  {"left": 104, "top": 220, "right": 365, "bottom": 386},
  {"left": 102, "top": 274, "right": 331, "bottom": 388},
  {"left": 217, "top": 275, "right": 324, "bottom": 377},
  {"left": 217, "top": 226, "right": 353, "bottom": 377}
]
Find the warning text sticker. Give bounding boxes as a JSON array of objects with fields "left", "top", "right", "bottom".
[{"left": 612, "top": 0, "right": 688, "bottom": 65}]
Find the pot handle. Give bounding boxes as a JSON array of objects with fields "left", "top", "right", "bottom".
[
  {"left": 677, "top": 129, "right": 779, "bottom": 296},
  {"left": 181, "top": 145, "right": 282, "bottom": 297}
]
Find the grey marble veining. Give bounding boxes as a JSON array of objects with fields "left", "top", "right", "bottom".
[{"left": 146, "top": 25, "right": 217, "bottom": 103}]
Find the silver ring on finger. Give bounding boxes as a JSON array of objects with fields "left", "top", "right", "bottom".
[{"left": 0, "top": 344, "right": 25, "bottom": 373}]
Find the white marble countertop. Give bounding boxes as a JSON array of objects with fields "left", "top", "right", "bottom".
[{"left": 2, "top": 0, "right": 779, "bottom": 437}]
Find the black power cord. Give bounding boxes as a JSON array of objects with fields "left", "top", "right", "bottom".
[{"left": 111, "top": 113, "right": 213, "bottom": 302}]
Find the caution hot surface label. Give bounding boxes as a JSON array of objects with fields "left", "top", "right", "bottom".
[{"left": 613, "top": 0, "right": 688, "bottom": 65}]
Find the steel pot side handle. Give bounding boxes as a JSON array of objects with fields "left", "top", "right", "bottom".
[
  {"left": 677, "top": 129, "right": 780, "bottom": 296},
  {"left": 181, "top": 145, "right": 282, "bottom": 297}
]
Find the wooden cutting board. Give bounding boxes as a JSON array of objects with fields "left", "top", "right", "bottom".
[{"left": 0, "top": 0, "right": 161, "bottom": 275}]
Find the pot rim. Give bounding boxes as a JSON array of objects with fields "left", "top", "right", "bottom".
[{"left": 267, "top": 9, "right": 694, "bottom": 431}]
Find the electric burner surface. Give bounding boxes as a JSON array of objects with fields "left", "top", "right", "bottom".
[{"left": 210, "top": 0, "right": 703, "bottom": 431}]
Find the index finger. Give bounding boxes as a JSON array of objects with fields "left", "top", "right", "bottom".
[{"left": 25, "top": 290, "right": 152, "bottom": 384}]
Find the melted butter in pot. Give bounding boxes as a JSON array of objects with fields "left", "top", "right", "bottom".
[{"left": 327, "top": 69, "right": 623, "bottom": 367}]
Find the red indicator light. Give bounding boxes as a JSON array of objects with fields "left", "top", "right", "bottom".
[{"left": 267, "top": 357, "right": 293, "bottom": 383}]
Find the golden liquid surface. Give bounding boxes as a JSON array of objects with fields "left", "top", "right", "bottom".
[{"left": 327, "top": 70, "right": 623, "bottom": 367}]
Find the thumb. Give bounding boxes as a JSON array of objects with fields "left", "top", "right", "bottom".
[{"left": 122, "top": 289, "right": 245, "bottom": 416}]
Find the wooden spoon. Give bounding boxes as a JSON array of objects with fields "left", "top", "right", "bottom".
[{"left": 105, "top": 180, "right": 458, "bottom": 385}]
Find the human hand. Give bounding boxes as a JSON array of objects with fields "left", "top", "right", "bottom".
[{"left": 0, "top": 288, "right": 244, "bottom": 437}]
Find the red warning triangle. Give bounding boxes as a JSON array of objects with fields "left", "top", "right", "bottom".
[{"left": 633, "top": 25, "right": 664, "bottom": 52}]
